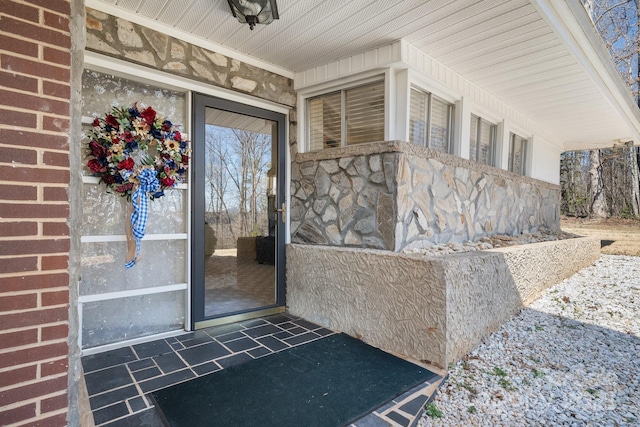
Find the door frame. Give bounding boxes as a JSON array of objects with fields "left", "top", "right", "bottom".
[{"left": 191, "top": 93, "right": 288, "bottom": 329}]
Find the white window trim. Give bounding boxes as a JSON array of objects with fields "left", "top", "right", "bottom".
[
  {"left": 409, "top": 86, "right": 456, "bottom": 153},
  {"left": 298, "top": 72, "right": 387, "bottom": 152},
  {"left": 408, "top": 70, "right": 460, "bottom": 155},
  {"left": 408, "top": 69, "right": 461, "bottom": 104}
]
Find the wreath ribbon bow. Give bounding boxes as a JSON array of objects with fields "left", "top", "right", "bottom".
[{"left": 125, "top": 168, "right": 160, "bottom": 268}]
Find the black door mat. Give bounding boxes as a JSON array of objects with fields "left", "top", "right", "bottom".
[{"left": 151, "top": 333, "right": 438, "bottom": 427}]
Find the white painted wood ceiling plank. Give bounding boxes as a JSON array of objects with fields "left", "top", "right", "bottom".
[
  {"left": 174, "top": 0, "right": 217, "bottom": 32},
  {"left": 428, "top": 19, "right": 548, "bottom": 64},
  {"left": 470, "top": 53, "right": 576, "bottom": 82},
  {"left": 409, "top": 1, "right": 533, "bottom": 51},
  {"left": 458, "top": 38, "right": 561, "bottom": 73},
  {"left": 136, "top": 0, "right": 170, "bottom": 19},
  {"left": 156, "top": 0, "right": 194, "bottom": 26},
  {"left": 115, "top": 0, "right": 142, "bottom": 11}
]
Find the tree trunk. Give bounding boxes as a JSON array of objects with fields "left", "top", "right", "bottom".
[
  {"left": 590, "top": 149, "right": 608, "bottom": 217},
  {"left": 636, "top": 0, "right": 640, "bottom": 108},
  {"left": 629, "top": 145, "right": 640, "bottom": 216}
]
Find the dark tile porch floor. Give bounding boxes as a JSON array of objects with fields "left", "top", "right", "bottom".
[{"left": 81, "top": 313, "right": 444, "bottom": 427}]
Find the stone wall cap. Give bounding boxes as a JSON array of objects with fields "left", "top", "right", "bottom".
[
  {"left": 296, "top": 140, "right": 559, "bottom": 189},
  {"left": 482, "top": 235, "right": 598, "bottom": 254},
  {"left": 289, "top": 237, "right": 597, "bottom": 260}
]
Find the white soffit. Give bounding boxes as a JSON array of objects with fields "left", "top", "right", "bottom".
[{"left": 88, "top": 0, "right": 640, "bottom": 150}]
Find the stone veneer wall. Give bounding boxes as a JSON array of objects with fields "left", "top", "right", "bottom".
[
  {"left": 84, "top": 8, "right": 296, "bottom": 109},
  {"left": 291, "top": 141, "right": 560, "bottom": 251},
  {"left": 287, "top": 237, "right": 600, "bottom": 368},
  {"left": 83, "top": 7, "right": 300, "bottom": 158}
]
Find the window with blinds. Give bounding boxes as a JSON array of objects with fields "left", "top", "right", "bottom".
[
  {"left": 308, "top": 92, "right": 341, "bottom": 151},
  {"left": 307, "top": 81, "right": 384, "bottom": 151},
  {"left": 409, "top": 89, "right": 427, "bottom": 146},
  {"left": 509, "top": 133, "right": 528, "bottom": 175},
  {"left": 430, "top": 97, "right": 451, "bottom": 152},
  {"left": 346, "top": 83, "right": 385, "bottom": 145},
  {"left": 409, "top": 88, "right": 454, "bottom": 153},
  {"left": 470, "top": 115, "right": 497, "bottom": 166}
]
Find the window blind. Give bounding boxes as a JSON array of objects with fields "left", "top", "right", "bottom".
[
  {"left": 308, "top": 91, "right": 341, "bottom": 151},
  {"left": 409, "top": 89, "right": 427, "bottom": 146},
  {"left": 430, "top": 97, "right": 450, "bottom": 152},
  {"left": 478, "top": 118, "right": 496, "bottom": 166},
  {"left": 345, "top": 82, "right": 384, "bottom": 145},
  {"left": 470, "top": 115, "right": 479, "bottom": 161},
  {"left": 509, "top": 133, "right": 527, "bottom": 174}
]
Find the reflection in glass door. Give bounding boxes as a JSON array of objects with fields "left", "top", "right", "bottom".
[{"left": 192, "top": 94, "right": 286, "bottom": 327}]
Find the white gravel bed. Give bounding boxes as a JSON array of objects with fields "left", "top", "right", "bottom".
[
  {"left": 418, "top": 254, "right": 640, "bottom": 427},
  {"left": 403, "top": 229, "right": 578, "bottom": 257}
]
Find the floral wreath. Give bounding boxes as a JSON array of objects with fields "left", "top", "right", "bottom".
[
  {"left": 86, "top": 103, "right": 190, "bottom": 268},
  {"left": 86, "top": 103, "right": 190, "bottom": 199}
]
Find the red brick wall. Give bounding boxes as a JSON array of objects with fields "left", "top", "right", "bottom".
[{"left": 0, "top": 1, "right": 71, "bottom": 425}]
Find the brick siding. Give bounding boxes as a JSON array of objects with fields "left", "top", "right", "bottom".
[{"left": 0, "top": 1, "right": 71, "bottom": 426}]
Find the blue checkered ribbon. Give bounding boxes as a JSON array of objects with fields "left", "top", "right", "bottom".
[{"left": 125, "top": 168, "right": 160, "bottom": 269}]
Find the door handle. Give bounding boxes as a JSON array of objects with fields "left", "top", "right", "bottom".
[{"left": 275, "top": 203, "right": 286, "bottom": 223}]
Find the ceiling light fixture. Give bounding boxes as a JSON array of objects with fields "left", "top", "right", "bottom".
[{"left": 227, "top": 0, "right": 279, "bottom": 30}]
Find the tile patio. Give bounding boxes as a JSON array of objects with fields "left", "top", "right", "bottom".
[{"left": 81, "top": 313, "right": 444, "bottom": 427}]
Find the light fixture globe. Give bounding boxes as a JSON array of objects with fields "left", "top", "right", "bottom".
[{"left": 227, "top": 0, "right": 279, "bottom": 30}]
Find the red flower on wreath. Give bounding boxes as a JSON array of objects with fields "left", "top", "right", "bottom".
[
  {"left": 87, "top": 159, "right": 105, "bottom": 173},
  {"left": 140, "top": 107, "right": 156, "bottom": 124},
  {"left": 115, "top": 183, "right": 134, "bottom": 193},
  {"left": 161, "top": 177, "right": 175, "bottom": 187},
  {"left": 117, "top": 157, "right": 135, "bottom": 171},
  {"left": 105, "top": 114, "right": 119, "bottom": 129},
  {"left": 122, "top": 131, "right": 135, "bottom": 143},
  {"left": 89, "top": 140, "right": 107, "bottom": 157}
]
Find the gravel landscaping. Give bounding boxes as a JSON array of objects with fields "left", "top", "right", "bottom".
[
  {"left": 403, "top": 229, "right": 578, "bottom": 257},
  {"left": 418, "top": 254, "right": 640, "bottom": 426}
]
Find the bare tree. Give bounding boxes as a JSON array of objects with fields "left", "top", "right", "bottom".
[
  {"left": 204, "top": 124, "right": 273, "bottom": 247},
  {"left": 560, "top": 1, "right": 640, "bottom": 219},
  {"left": 587, "top": 0, "right": 640, "bottom": 105},
  {"left": 560, "top": 151, "right": 591, "bottom": 216},
  {"left": 589, "top": 149, "right": 609, "bottom": 217},
  {"left": 205, "top": 128, "right": 236, "bottom": 248},
  {"left": 223, "top": 130, "right": 268, "bottom": 235},
  {"left": 627, "top": 142, "right": 640, "bottom": 214},
  {"left": 561, "top": 144, "right": 640, "bottom": 218}
]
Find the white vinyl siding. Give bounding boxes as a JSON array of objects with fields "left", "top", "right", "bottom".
[
  {"left": 409, "top": 88, "right": 454, "bottom": 153},
  {"left": 308, "top": 81, "right": 384, "bottom": 151},
  {"left": 470, "top": 115, "right": 497, "bottom": 166}
]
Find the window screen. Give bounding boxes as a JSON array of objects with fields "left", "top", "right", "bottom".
[
  {"left": 509, "top": 133, "right": 527, "bottom": 175},
  {"left": 430, "top": 97, "right": 451, "bottom": 153},
  {"left": 470, "top": 115, "right": 479, "bottom": 161},
  {"left": 309, "top": 91, "right": 341, "bottom": 151},
  {"left": 409, "top": 88, "right": 453, "bottom": 153},
  {"left": 470, "top": 115, "right": 497, "bottom": 166},
  {"left": 346, "top": 82, "right": 384, "bottom": 145},
  {"left": 307, "top": 81, "right": 384, "bottom": 150},
  {"left": 409, "top": 89, "right": 427, "bottom": 146}
]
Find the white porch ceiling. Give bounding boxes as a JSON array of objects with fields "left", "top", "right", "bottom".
[{"left": 89, "top": 0, "right": 640, "bottom": 150}]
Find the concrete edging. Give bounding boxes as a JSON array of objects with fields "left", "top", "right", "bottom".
[{"left": 286, "top": 236, "right": 600, "bottom": 368}]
